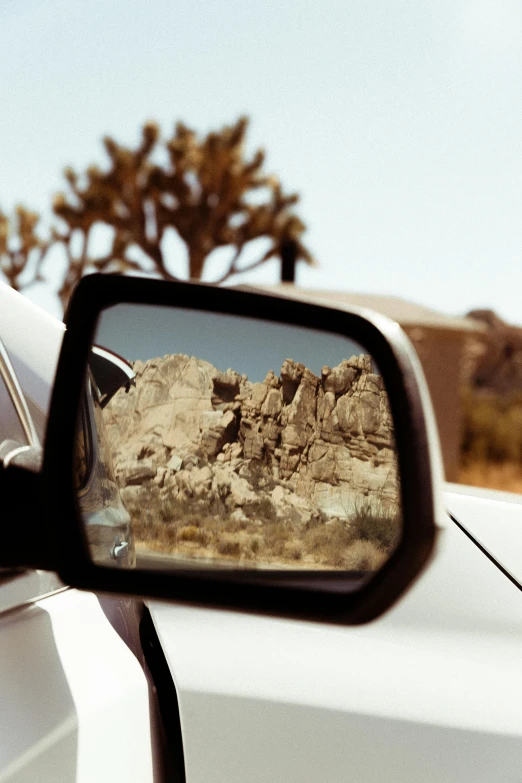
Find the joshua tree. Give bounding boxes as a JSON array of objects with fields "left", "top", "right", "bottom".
[
  {"left": 0, "top": 206, "right": 50, "bottom": 293},
  {"left": 53, "top": 116, "right": 313, "bottom": 307}
]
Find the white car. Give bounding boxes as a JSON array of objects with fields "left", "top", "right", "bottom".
[
  {"left": 2, "top": 278, "right": 522, "bottom": 783},
  {"left": 0, "top": 285, "right": 158, "bottom": 782}
]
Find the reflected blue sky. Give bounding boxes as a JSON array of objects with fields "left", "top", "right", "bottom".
[{"left": 95, "top": 303, "right": 371, "bottom": 382}]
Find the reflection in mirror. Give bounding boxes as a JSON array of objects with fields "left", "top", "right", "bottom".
[
  {"left": 75, "top": 372, "right": 136, "bottom": 569},
  {"left": 78, "top": 304, "right": 402, "bottom": 575}
]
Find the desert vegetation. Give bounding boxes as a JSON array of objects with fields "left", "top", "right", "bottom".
[
  {"left": 460, "top": 388, "right": 522, "bottom": 464},
  {"left": 123, "top": 479, "right": 400, "bottom": 571},
  {"left": 458, "top": 310, "right": 522, "bottom": 494},
  {"left": 459, "top": 388, "right": 522, "bottom": 492}
]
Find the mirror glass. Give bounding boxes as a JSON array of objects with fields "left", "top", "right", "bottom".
[{"left": 77, "top": 304, "right": 402, "bottom": 575}]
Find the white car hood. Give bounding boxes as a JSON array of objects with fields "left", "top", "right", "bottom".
[{"left": 444, "top": 481, "right": 522, "bottom": 588}]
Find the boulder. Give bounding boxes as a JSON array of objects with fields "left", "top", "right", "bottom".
[
  {"left": 167, "top": 453, "right": 183, "bottom": 472},
  {"left": 104, "top": 350, "right": 400, "bottom": 526},
  {"left": 200, "top": 409, "right": 238, "bottom": 457},
  {"left": 212, "top": 368, "right": 241, "bottom": 407},
  {"left": 122, "top": 462, "right": 156, "bottom": 486},
  {"left": 323, "top": 361, "right": 357, "bottom": 396}
]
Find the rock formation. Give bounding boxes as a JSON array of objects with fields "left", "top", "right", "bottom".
[
  {"left": 466, "top": 310, "right": 522, "bottom": 396},
  {"left": 103, "top": 353, "right": 400, "bottom": 529}
]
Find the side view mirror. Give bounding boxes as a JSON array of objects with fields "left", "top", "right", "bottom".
[{"left": 41, "top": 276, "right": 439, "bottom": 623}]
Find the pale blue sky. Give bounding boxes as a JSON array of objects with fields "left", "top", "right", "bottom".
[
  {"left": 96, "top": 304, "right": 366, "bottom": 381},
  {"left": 2, "top": 0, "right": 522, "bottom": 323}
]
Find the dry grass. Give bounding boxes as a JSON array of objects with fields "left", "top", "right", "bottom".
[
  {"left": 458, "top": 461, "right": 522, "bottom": 494},
  {"left": 127, "top": 488, "right": 400, "bottom": 571},
  {"left": 343, "top": 539, "right": 389, "bottom": 571},
  {"left": 460, "top": 389, "right": 522, "bottom": 464},
  {"left": 349, "top": 499, "right": 402, "bottom": 552},
  {"left": 458, "top": 387, "right": 522, "bottom": 495}
]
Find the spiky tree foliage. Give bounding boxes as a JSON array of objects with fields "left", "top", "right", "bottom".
[
  {"left": 0, "top": 206, "right": 50, "bottom": 292},
  {"left": 53, "top": 117, "right": 312, "bottom": 307}
]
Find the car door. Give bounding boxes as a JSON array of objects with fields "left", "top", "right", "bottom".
[
  {"left": 0, "top": 329, "right": 154, "bottom": 782},
  {"left": 147, "top": 505, "right": 522, "bottom": 783}
]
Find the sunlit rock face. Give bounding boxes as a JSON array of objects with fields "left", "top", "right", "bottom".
[{"left": 103, "top": 353, "right": 399, "bottom": 524}]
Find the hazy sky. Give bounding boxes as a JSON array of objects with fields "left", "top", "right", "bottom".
[
  {"left": 3, "top": 0, "right": 522, "bottom": 323},
  {"left": 95, "top": 303, "right": 366, "bottom": 382}
]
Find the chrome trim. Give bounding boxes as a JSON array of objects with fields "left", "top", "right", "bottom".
[
  {"left": 2, "top": 444, "right": 32, "bottom": 468},
  {"left": 112, "top": 541, "right": 129, "bottom": 560},
  {"left": 0, "top": 337, "right": 40, "bottom": 448}
]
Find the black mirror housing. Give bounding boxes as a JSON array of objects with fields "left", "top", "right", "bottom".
[{"left": 43, "top": 274, "right": 438, "bottom": 624}]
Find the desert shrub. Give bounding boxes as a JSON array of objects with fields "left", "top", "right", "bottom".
[
  {"left": 301, "top": 521, "right": 388, "bottom": 570},
  {"left": 349, "top": 500, "right": 401, "bottom": 553},
  {"left": 248, "top": 535, "right": 263, "bottom": 555},
  {"left": 343, "top": 539, "right": 388, "bottom": 571},
  {"left": 286, "top": 506, "right": 306, "bottom": 527},
  {"left": 131, "top": 508, "right": 157, "bottom": 540},
  {"left": 178, "top": 525, "right": 209, "bottom": 544},
  {"left": 302, "top": 525, "right": 327, "bottom": 554},
  {"left": 260, "top": 521, "right": 289, "bottom": 557},
  {"left": 243, "top": 497, "right": 278, "bottom": 523},
  {"left": 157, "top": 492, "right": 229, "bottom": 527},
  {"left": 300, "top": 518, "right": 355, "bottom": 567},
  {"left": 236, "top": 534, "right": 260, "bottom": 561},
  {"left": 304, "top": 521, "right": 348, "bottom": 554},
  {"left": 161, "top": 495, "right": 199, "bottom": 521},
  {"left": 247, "top": 460, "right": 276, "bottom": 492},
  {"left": 216, "top": 535, "right": 242, "bottom": 557},
  {"left": 285, "top": 540, "right": 303, "bottom": 561},
  {"left": 160, "top": 495, "right": 177, "bottom": 521},
  {"left": 207, "top": 495, "right": 228, "bottom": 520},
  {"left": 157, "top": 522, "right": 179, "bottom": 547},
  {"left": 461, "top": 387, "right": 522, "bottom": 464},
  {"left": 322, "top": 542, "right": 350, "bottom": 568}
]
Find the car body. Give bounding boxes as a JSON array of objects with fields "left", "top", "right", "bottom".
[
  {"left": 0, "top": 284, "right": 154, "bottom": 782},
  {"left": 2, "top": 279, "right": 522, "bottom": 781}
]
